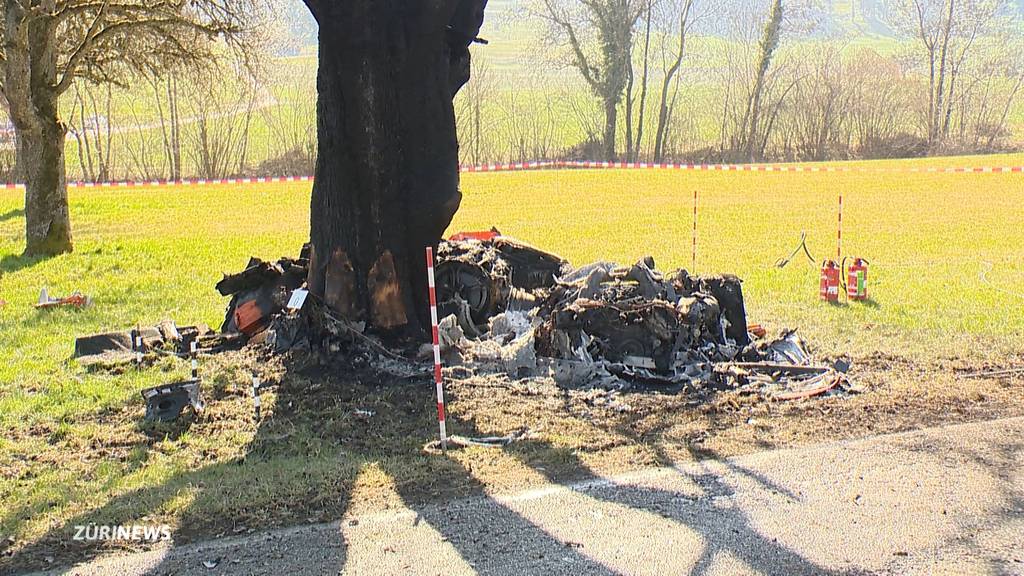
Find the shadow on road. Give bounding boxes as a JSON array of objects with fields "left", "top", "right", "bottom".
[
  {"left": 899, "top": 432, "right": 1024, "bottom": 575},
  {"left": 10, "top": 357, "right": 998, "bottom": 575},
  {"left": 2, "top": 362, "right": 622, "bottom": 575},
  {"left": 505, "top": 440, "right": 852, "bottom": 575},
  {"left": 376, "top": 453, "right": 622, "bottom": 575}
]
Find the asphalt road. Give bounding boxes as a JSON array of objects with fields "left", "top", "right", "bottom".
[{"left": 31, "top": 417, "right": 1024, "bottom": 576}]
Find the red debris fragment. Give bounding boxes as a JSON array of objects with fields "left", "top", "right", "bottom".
[
  {"left": 234, "top": 299, "right": 269, "bottom": 336},
  {"left": 747, "top": 324, "right": 768, "bottom": 339},
  {"left": 448, "top": 228, "right": 501, "bottom": 242},
  {"left": 35, "top": 289, "right": 91, "bottom": 309}
]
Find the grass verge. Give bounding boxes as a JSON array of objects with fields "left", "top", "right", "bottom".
[{"left": 1, "top": 156, "right": 1022, "bottom": 570}]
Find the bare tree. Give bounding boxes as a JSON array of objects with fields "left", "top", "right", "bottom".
[
  {"left": 786, "top": 42, "right": 850, "bottom": 160},
  {"left": 184, "top": 67, "right": 261, "bottom": 179},
  {"left": 144, "top": 73, "right": 185, "bottom": 182},
  {"left": 533, "top": 0, "right": 646, "bottom": 160},
  {"left": 123, "top": 90, "right": 169, "bottom": 181},
  {"left": 260, "top": 56, "right": 317, "bottom": 175},
  {"left": 887, "top": 0, "right": 1007, "bottom": 150},
  {"left": 740, "top": 0, "right": 784, "bottom": 161},
  {"left": 948, "top": 28, "right": 1024, "bottom": 151},
  {"left": 492, "top": 72, "right": 561, "bottom": 163},
  {"left": 625, "top": 0, "right": 653, "bottom": 162},
  {"left": 0, "top": 0, "right": 269, "bottom": 256},
  {"left": 845, "top": 49, "right": 916, "bottom": 157},
  {"left": 715, "top": 1, "right": 784, "bottom": 161},
  {"left": 561, "top": 83, "right": 605, "bottom": 157},
  {"left": 67, "top": 82, "right": 114, "bottom": 182},
  {"left": 713, "top": 0, "right": 820, "bottom": 161},
  {"left": 455, "top": 57, "right": 497, "bottom": 165},
  {"left": 651, "top": 0, "right": 702, "bottom": 162}
]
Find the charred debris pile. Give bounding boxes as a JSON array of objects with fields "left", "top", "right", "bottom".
[
  {"left": 430, "top": 236, "right": 853, "bottom": 398},
  {"left": 212, "top": 234, "right": 853, "bottom": 397},
  {"left": 75, "top": 235, "right": 855, "bottom": 422}
]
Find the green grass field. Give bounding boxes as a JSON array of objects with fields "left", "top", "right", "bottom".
[{"left": 1, "top": 155, "right": 1023, "bottom": 566}]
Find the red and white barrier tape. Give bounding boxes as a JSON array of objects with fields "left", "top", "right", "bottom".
[
  {"left": 1, "top": 159, "right": 1018, "bottom": 190},
  {"left": 425, "top": 246, "right": 448, "bottom": 451},
  {"left": 0, "top": 175, "right": 318, "bottom": 190},
  {"left": 458, "top": 160, "right": 561, "bottom": 173},
  {"left": 556, "top": 160, "right": 1024, "bottom": 174}
]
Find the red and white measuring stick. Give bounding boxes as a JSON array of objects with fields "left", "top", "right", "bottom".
[
  {"left": 425, "top": 247, "right": 448, "bottom": 451},
  {"left": 692, "top": 189, "right": 699, "bottom": 273},
  {"left": 190, "top": 341, "right": 199, "bottom": 381},
  {"left": 252, "top": 376, "right": 262, "bottom": 421},
  {"left": 838, "top": 193, "right": 844, "bottom": 260}
]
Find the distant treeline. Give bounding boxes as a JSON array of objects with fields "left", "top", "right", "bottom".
[
  {"left": 458, "top": 0, "right": 1024, "bottom": 165},
  {"left": 3, "top": 0, "right": 1021, "bottom": 183}
]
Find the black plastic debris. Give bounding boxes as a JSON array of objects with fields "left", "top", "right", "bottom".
[
  {"left": 75, "top": 324, "right": 218, "bottom": 364},
  {"left": 218, "top": 255, "right": 309, "bottom": 335},
  {"left": 75, "top": 328, "right": 156, "bottom": 358},
  {"left": 532, "top": 257, "right": 751, "bottom": 378},
  {"left": 436, "top": 236, "right": 570, "bottom": 325},
  {"left": 141, "top": 380, "right": 204, "bottom": 422}
]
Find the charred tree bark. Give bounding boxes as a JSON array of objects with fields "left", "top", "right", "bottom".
[{"left": 303, "top": 0, "right": 487, "bottom": 333}]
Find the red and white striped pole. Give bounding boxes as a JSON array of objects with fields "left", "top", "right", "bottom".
[
  {"left": 425, "top": 247, "right": 448, "bottom": 451},
  {"left": 837, "top": 193, "right": 844, "bottom": 260},
  {"left": 692, "top": 189, "right": 699, "bottom": 273}
]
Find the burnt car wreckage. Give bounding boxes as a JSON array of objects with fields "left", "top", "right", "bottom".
[
  {"left": 429, "top": 236, "right": 851, "bottom": 396},
  {"left": 74, "top": 234, "right": 854, "bottom": 422}
]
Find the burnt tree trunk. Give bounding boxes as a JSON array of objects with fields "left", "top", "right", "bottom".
[
  {"left": 302, "top": 1, "right": 486, "bottom": 332},
  {"left": 3, "top": 1, "right": 73, "bottom": 256}
]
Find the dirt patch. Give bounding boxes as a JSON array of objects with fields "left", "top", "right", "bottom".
[{"left": 448, "top": 350, "right": 1024, "bottom": 477}]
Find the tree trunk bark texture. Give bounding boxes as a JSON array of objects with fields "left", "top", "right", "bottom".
[
  {"left": 603, "top": 96, "right": 618, "bottom": 162},
  {"left": 3, "top": 3, "right": 73, "bottom": 256},
  {"left": 305, "top": 1, "right": 486, "bottom": 333},
  {"left": 21, "top": 115, "right": 71, "bottom": 256},
  {"left": 745, "top": 0, "right": 783, "bottom": 163}
]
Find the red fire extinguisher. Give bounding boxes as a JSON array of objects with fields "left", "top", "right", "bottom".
[
  {"left": 820, "top": 260, "right": 840, "bottom": 302},
  {"left": 845, "top": 257, "right": 869, "bottom": 301}
]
